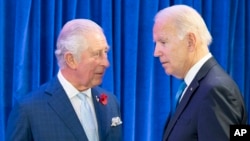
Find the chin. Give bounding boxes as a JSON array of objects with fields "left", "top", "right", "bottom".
[
  {"left": 93, "top": 79, "right": 102, "bottom": 86},
  {"left": 164, "top": 69, "right": 171, "bottom": 75}
]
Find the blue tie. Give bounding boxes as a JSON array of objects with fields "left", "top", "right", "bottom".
[
  {"left": 171, "top": 81, "right": 187, "bottom": 115},
  {"left": 78, "top": 93, "right": 98, "bottom": 141}
]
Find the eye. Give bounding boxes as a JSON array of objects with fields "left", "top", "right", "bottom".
[
  {"left": 158, "top": 38, "right": 168, "bottom": 46},
  {"left": 94, "top": 51, "right": 101, "bottom": 56},
  {"left": 160, "top": 41, "right": 166, "bottom": 45},
  {"left": 92, "top": 49, "right": 108, "bottom": 58},
  {"left": 93, "top": 50, "right": 102, "bottom": 57}
]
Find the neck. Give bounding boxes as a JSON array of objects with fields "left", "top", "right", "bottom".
[
  {"left": 61, "top": 69, "right": 89, "bottom": 91},
  {"left": 182, "top": 46, "right": 209, "bottom": 78}
]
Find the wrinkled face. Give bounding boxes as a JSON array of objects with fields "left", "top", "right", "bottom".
[
  {"left": 74, "top": 32, "right": 110, "bottom": 88},
  {"left": 153, "top": 19, "right": 190, "bottom": 79}
]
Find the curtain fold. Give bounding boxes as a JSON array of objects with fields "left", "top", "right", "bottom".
[
  {"left": 121, "top": 1, "right": 140, "bottom": 140},
  {"left": 1, "top": 0, "right": 249, "bottom": 140}
]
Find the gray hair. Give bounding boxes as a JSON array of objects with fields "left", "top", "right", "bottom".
[
  {"left": 55, "top": 19, "right": 103, "bottom": 68},
  {"left": 154, "top": 5, "right": 212, "bottom": 46}
]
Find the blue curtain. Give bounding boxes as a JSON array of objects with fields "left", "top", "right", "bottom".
[{"left": 1, "top": 0, "right": 249, "bottom": 141}]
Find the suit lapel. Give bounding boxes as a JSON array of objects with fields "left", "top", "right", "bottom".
[
  {"left": 91, "top": 87, "right": 109, "bottom": 140},
  {"left": 45, "top": 78, "right": 88, "bottom": 141},
  {"left": 164, "top": 57, "right": 218, "bottom": 139}
]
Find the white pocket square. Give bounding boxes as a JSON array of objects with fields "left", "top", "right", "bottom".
[{"left": 111, "top": 117, "right": 122, "bottom": 127}]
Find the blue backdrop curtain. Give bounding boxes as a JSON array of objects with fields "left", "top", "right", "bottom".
[{"left": 0, "top": 0, "right": 249, "bottom": 141}]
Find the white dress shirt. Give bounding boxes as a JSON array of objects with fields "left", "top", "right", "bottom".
[{"left": 57, "top": 71, "right": 99, "bottom": 134}]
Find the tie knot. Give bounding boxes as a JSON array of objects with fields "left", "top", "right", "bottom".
[
  {"left": 78, "top": 93, "right": 88, "bottom": 101},
  {"left": 175, "top": 81, "right": 187, "bottom": 103},
  {"left": 179, "top": 81, "right": 187, "bottom": 91}
]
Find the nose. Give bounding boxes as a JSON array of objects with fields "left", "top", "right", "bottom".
[
  {"left": 154, "top": 44, "right": 161, "bottom": 57},
  {"left": 102, "top": 56, "right": 110, "bottom": 68}
]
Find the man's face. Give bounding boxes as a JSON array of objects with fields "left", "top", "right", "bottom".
[
  {"left": 75, "top": 32, "right": 110, "bottom": 88},
  {"left": 153, "top": 19, "right": 190, "bottom": 79}
]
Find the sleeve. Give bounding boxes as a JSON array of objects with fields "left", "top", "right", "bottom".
[
  {"left": 5, "top": 100, "right": 33, "bottom": 141},
  {"left": 197, "top": 85, "right": 245, "bottom": 141}
]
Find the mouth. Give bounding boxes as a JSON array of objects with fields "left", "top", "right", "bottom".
[
  {"left": 95, "top": 67, "right": 106, "bottom": 76},
  {"left": 161, "top": 61, "right": 170, "bottom": 68},
  {"left": 95, "top": 71, "right": 105, "bottom": 76},
  {"left": 161, "top": 61, "right": 168, "bottom": 65}
]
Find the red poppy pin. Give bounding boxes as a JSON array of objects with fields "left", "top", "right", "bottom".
[{"left": 96, "top": 93, "right": 108, "bottom": 105}]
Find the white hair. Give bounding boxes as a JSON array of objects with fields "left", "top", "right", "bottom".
[
  {"left": 55, "top": 19, "right": 103, "bottom": 68},
  {"left": 155, "top": 5, "right": 212, "bottom": 46}
]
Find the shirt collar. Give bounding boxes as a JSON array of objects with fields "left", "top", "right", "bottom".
[
  {"left": 184, "top": 53, "right": 212, "bottom": 86},
  {"left": 57, "top": 70, "right": 91, "bottom": 99}
]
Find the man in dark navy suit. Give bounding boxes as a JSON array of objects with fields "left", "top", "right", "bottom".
[
  {"left": 153, "top": 5, "right": 247, "bottom": 141},
  {"left": 6, "top": 19, "right": 122, "bottom": 141}
]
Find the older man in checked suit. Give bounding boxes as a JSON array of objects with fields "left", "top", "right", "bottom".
[{"left": 6, "top": 19, "right": 122, "bottom": 141}]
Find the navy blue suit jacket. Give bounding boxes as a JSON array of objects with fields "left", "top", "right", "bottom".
[
  {"left": 6, "top": 77, "right": 122, "bottom": 141},
  {"left": 163, "top": 57, "right": 247, "bottom": 141}
]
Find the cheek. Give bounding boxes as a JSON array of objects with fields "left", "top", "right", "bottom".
[
  {"left": 85, "top": 61, "right": 101, "bottom": 76},
  {"left": 83, "top": 63, "right": 96, "bottom": 74},
  {"left": 168, "top": 50, "right": 183, "bottom": 66},
  {"left": 174, "top": 52, "right": 187, "bottom": 68},
  {"left": 78, "top": 61, "right": 95, "bottom": 74}
]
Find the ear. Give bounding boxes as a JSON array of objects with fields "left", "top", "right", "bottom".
[
  {"left": 64, "top": 52, "right": 77, "bottom": 69},
  {"left": 187, "top": 32, "right": 196, "bottom": 51}
]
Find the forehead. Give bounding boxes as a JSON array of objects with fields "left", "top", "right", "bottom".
[
  {"left": 153, "top": 20, "right": 176, "bottom": 40},
  {"left": 87, "top": 32, "right": 109, "bottom": 50}
]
